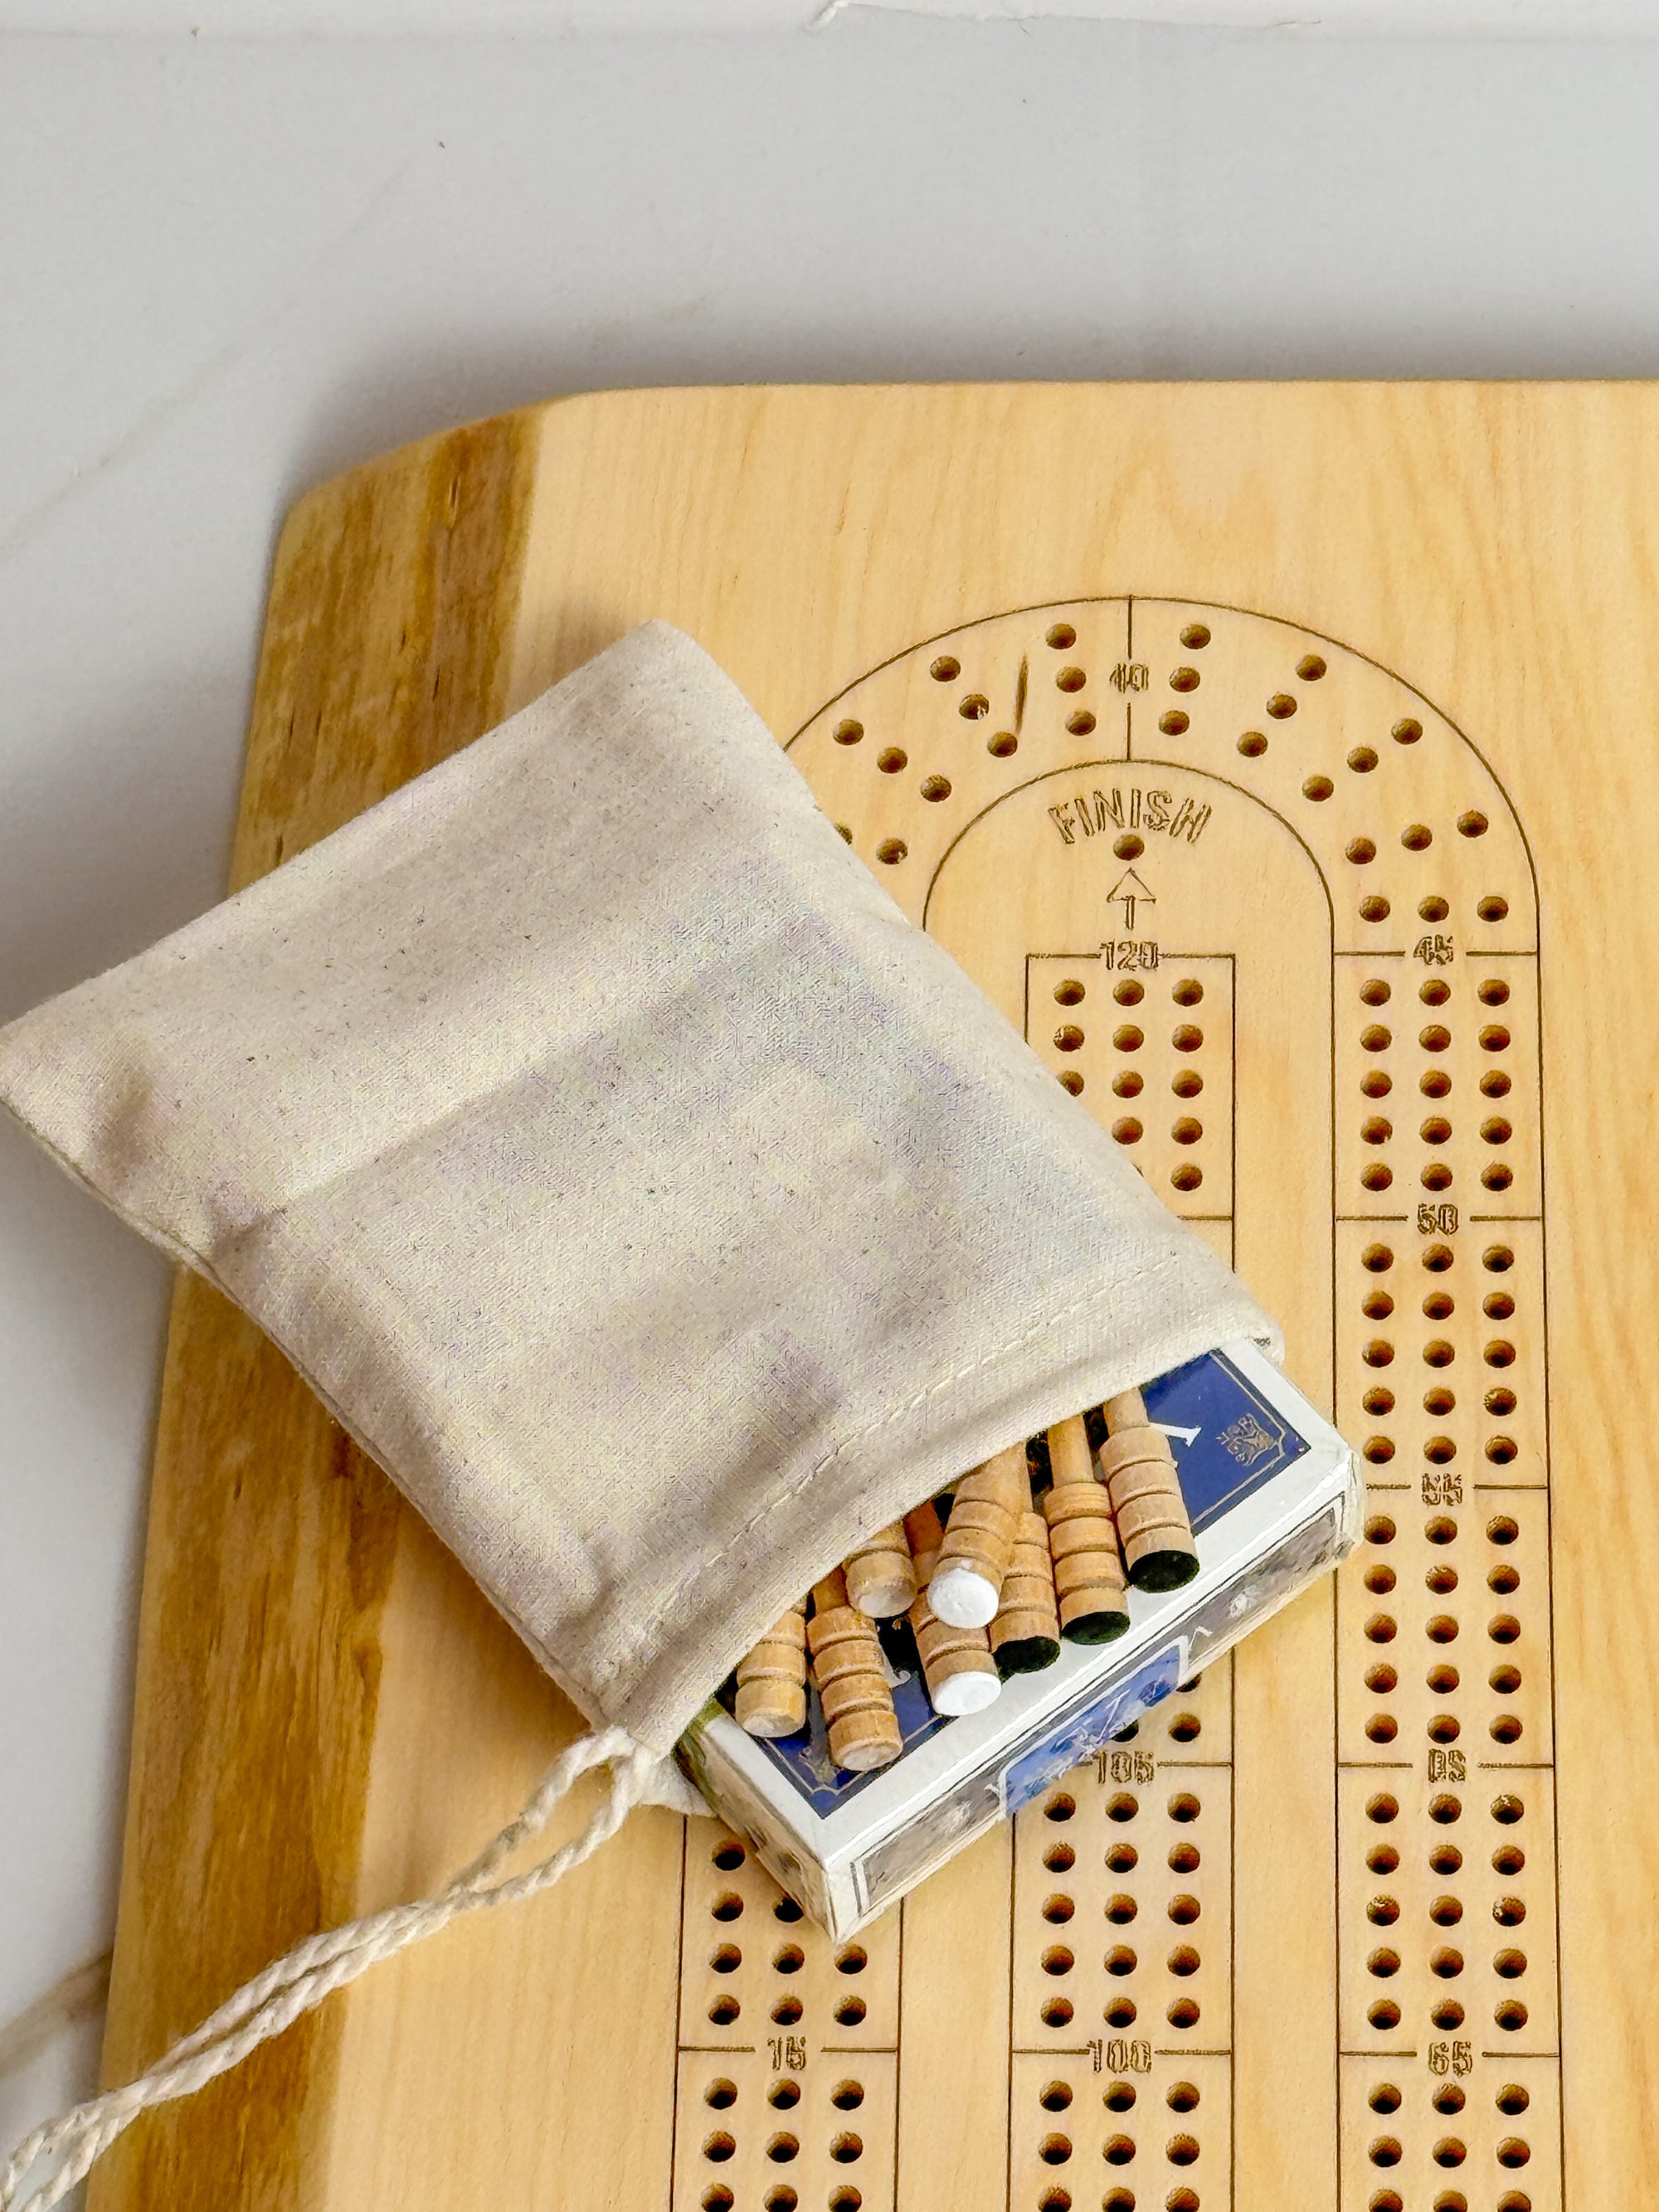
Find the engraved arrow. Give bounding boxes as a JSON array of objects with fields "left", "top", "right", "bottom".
[{"left": 1105, "top": 867, "right": 1155, "bottom": 934}]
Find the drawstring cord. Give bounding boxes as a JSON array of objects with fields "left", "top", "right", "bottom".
[{"left": 0, "top": 1728, "right": 655, "bottom": 2212}]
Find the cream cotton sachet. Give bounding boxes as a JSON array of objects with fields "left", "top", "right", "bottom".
[
  {"left": 0, "top": 622, "right": 1277, "bottom": 2212},
  {"left": 0, "top": 620, "right": 1272, "bottom": 1755}
]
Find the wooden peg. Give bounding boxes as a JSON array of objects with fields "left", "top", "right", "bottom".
[
  {"left": 734, "top": 1599, "right": 809, "bottom": 1738},
  {"left": 990, "top": 1497, "right": 1062, "bottom": 1677},
  {"left": 807, "top": 1569, "right": 903, "bottom": 1772},
  {"left": 843, "top": 1519, "right": 919, "bottom": 1619},
  {"left": 902, "top": 1502, "right": 1000, "bottom": 1716},
  {"left": 1042, "top": 1412, "right": 1131, "bottom": 1644},
  {"left": 1099, "top": 1388, "right": 1199, "bottom": 1592},
  {"left": 929, "top": 1442, "right": 1027, "bottom": 1628}
]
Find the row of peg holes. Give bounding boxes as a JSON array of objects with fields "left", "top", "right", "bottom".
[
  {"left": 829, "top": 623, "right": 1101, "bottom": 852},
  {"left": 1192, "top": 636, "right": 1511, "bottom": 925},
  {"left": 1371, "top": 1521, "right": 1530, "bottom": 1743},
  {"left": 703, "top": 2190, "right": 860, "bottom": 2211},
  {"left": 1036, "top": 2194, "right": 1201, "bottom": 2212},
  {"left": 1370, "top": 2196, "right": 1531, "bottom": 2212},
  {"left": 1355, "top": 973, "right": 1516, "bottom": 1196},
  {"left": 1355, "top": 1245, "right": 1520, "bottom": 1488},
  {"left": 1051, "top": 979, "right": 1206, "bottom": 1186},
  {"left": 703, "top": 1840, "right": 868, "bottom": 2030},
  {"left": 701, "top": 1835, "right": 865, "bottom": 2204},
  {"left": 1038, "top": 1792, "right": 1204, "bottom": 2030}
]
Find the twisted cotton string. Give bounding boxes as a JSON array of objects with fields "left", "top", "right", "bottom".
[{"left": 0, "top": 1727, "right": 655, "bottom": 2212}]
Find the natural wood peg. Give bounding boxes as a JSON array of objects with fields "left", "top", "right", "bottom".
[
  {"left": 903, "top": 1502, "right": 1000, "bottom": 1716},
  {"left": 929, "top": 1442, "right": 1027, "bottom": 1628},
  {"left": 843, "top": 1520, "right": 919, "bottom": 1618},
  {"left": 1099, "top": 1389, "right": 1199, "bottom": 1592},
  {"left": 1041, "top": 1413, "right": 1130, "bottom": 1643},
  {"left": 807, "top": 1569, "right": 903, "bottom": 1772},
  {"left": 734, "top": 1599, "right": 809, "bottom": 1738},
  {"left": 990, "top": 1504, "right": 1062, "bottom": 1677}
]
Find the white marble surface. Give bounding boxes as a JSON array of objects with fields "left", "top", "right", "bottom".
[{"left": 2, "top": 9, "right": 1658, "bottom": 2169}]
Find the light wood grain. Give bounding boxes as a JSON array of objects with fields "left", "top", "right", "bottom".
[{"left": 89, "top": 382, "right": 1659, "bottom": 2210}]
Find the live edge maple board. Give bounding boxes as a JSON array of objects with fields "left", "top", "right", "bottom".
[{"left": 90, "top": 384, "right": 1659, "bottom": 2212}]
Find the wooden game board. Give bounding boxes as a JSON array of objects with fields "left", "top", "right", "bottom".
[{"left": 88, "top": 384, "right": 1659, "bottom": 2212}]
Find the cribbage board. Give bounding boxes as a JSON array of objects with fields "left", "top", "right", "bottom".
[{"left": 89, "top": 385, "right": 1659, "bottom": 2212}]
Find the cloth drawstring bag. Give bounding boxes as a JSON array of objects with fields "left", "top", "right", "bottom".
[{"left": 0, "top": 621, "right": 1274, "bottom": 2209}]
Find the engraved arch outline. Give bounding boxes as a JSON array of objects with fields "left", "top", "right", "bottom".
[{"left": 786, "top": 592, "right": 1542, "bottom": 927}]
